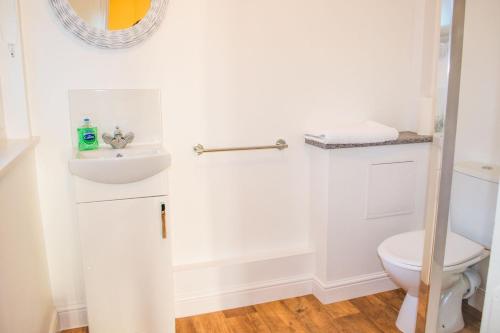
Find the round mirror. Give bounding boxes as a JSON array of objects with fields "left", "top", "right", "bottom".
[{"left": 49, "top": 0, "right": 167, "bottom": 49}]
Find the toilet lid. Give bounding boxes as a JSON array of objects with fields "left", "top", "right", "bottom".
[{"left": 378, "top": 230, "right": 485, "bottom": 270}]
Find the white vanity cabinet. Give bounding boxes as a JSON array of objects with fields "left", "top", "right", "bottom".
[
  {"left": 74, "top": 171, "right": 174, "bottom": 333},
  {"left": 77, "top": 196, "right": 173, "bottom": 333}
]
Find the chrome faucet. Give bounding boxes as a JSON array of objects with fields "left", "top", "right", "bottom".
[{"left": 102, "top": 126, "right": 135, "bottom": 149}]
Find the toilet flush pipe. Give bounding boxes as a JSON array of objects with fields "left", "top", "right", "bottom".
[{"left": 462, "top": 269, "right": 481, "bottom": 299}]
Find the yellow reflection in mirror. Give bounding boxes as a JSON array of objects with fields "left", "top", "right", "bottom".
[
  {"left": 67, "top": 0, "right": 151, "bottom": 31},
  {"left": 108, "top": 0, "right": 151, "bottom": 30}
]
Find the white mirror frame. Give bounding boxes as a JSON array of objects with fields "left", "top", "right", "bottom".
[{"left": 49, "top": 0, "right": 168, "bottom": 49}]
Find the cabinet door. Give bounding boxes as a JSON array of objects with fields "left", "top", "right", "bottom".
[{"left": 77, "top": 196, "right": 174, "bottom": 333}]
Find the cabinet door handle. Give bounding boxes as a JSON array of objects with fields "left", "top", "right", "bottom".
[{"left": 161, "top": 203, "right": 167, "bottom": 239}]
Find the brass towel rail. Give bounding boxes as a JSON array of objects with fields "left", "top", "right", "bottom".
[{"left": 193, "top": 139, "right": 288, "bottom": 155}]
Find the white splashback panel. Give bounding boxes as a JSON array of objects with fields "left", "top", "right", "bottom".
[{"left": 68, "top": 89, "right": 162, "bottom": 147}]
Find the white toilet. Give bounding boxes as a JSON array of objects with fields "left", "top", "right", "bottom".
[{"left": 378, "top": 161, "right": 500, "bottom": 333}]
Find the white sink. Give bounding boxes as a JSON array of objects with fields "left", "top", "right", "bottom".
[{"left": 69, "top": 145, "right": 171, "bottom": 184}]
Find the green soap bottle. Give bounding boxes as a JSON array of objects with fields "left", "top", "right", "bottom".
[{"left": 77, "top": 118, "right": 99, "bottom": 151}]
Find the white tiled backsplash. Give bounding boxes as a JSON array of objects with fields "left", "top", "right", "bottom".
[{"left": 68, "top": 89, "right": 163, "bottom": 147}]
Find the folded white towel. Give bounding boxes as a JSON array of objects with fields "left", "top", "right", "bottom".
[{"left": 305, "top": 121, "right": 399, "bottom": 144}]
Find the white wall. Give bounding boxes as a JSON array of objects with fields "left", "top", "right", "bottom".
[
  {"left": 0, "top": 0, "right": 31, "bottom": 139},
  {"left": 0, "top": 1, "right": 54, "bottom": 331},
  {"left": 0, "top": 82, "right": 5, "bottom": 143},
  {"left": 481, "top": 187, "right": 500, "bottom": 332},
  {"left": 0, "top": 151, "right": 55, "bottom": 333},
  {"left": 455, "top": 0, "right": 500, "bottom": 165},
  {"left": 19, "top": 0, "right": 430, "bottom": 314}
]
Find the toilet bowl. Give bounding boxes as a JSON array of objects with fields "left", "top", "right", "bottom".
[
  {"left": 378, "top": 230, "right": 489, "bottom": 333},
  {"left": 378, "top": 162, "right": 499, "bottom": 333}
]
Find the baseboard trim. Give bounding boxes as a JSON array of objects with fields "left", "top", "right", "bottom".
[
  {"left": 176, "top": 272, "right": 398, "bottom": 317},
  {"left": 175, "top": 276, "right": 312, "bottom": 317},
  {"left": 55, "top": 272, "right": 398, "bottom": 325},
  {"left": 312, "top": 272, "right": 398, "bottom": 304},
  {"left": 57, "top": 304, "right": 88, "bottom": 332},
  {"left": 48, "top": 309, "right": 59, "bottom": 333}
]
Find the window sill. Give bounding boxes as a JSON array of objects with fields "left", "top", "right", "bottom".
[{"left": 0, "top": 137, "right": 40, "bottom": 179}]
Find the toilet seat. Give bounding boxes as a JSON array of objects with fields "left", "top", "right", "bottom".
[{"left": 378, "top": 230, "right": 487, "bottom": 271}]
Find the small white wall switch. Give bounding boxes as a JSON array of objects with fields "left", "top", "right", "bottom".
[{"left": 7, "top": 43, "right": 15, "bottom": 58}]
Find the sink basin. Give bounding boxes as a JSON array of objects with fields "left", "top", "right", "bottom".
[{"left": 69, "top": 145, "right": 171, "bottom": 184}]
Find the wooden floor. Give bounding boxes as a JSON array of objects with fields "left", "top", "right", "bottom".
[{"left": 63, "top": 290, "right": 481, "bottom": 333}]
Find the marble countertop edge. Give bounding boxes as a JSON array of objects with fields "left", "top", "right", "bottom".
[{"left": 305, "top": 131, "right": 433, "bottom": 149}]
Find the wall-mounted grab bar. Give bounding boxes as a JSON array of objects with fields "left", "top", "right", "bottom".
[{"left": 193, "top": 139, "right": 288, "bottom": 155}]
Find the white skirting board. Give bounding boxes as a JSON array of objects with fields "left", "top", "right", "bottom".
[
  {"left": 175, "top": 272, "right": 397, "bottom": 318},
  {"left": 56, "top": 250, "right": 398, "bottom": 329},
  {"left": 175, "top": 276, "right": 313, "bottom": 317},
  {"left": 312, "top": 272, "right": 398, "bottom": 304},
  {"left": 57, "top": 304, "right": 88, "bottom": 331},
  {"left": 174, "top": 248, "right": 315, "bottom": 317},
  {"left": 174, "top": 249, "right": 397, "bottom": 317},
  {"left": 175, "top": 273, "right": 397, "bottom": 318}
]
